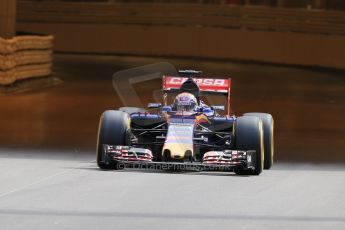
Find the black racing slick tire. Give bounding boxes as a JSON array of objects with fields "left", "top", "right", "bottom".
[
  {"left": 118, "top": 107, "right": 146, "bottom": 114},
  {"left": 96, "top": 110, "right": 129, "bottom": 170},
  {"left": 234, "top": 116, "right": 264, "bottom": 175},
  {"left": 244, "top": 113, "right": 274, "bottom": 169}
]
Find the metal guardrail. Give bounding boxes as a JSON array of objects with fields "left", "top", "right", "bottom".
[
  {"left": 17, "top": 2, "right": 345, "bottom": 36},
  {"left": 0, "top": 35, "right": 53, "bottom": 85}
]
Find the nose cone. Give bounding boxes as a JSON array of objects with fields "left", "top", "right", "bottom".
[
  {"left": 163, "top": 122, "right": 194, "bottom": 161},
  {"left": 162, "top": 143, "right": 193, "bottom": 160}
]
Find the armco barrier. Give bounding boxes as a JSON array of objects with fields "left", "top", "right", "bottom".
[{"left": 0, "top": 35, "right": 53, "bottom": 85}]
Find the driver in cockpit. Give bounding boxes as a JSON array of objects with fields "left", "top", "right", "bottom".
[{"left": 172, "top": 92, "right": 198, "bottom": 112}]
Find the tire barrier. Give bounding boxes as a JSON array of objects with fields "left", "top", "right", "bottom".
[{"left": 0, "top": 35, "right": 53, "bottom": 85}]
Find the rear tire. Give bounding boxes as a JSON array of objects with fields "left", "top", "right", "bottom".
[
  {"left": 244, "top": 113, "right": 274, "bottom": 169},
  {"left": 234, "top": 116, "right": 264, "bottom": 175},
  {"left": 96, "top": 110, "right": 129, "bottom": 169}
]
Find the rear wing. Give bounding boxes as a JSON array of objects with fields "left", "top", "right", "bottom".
[{"left": 162, "top": 76, "right": 231, "bottom": 115}]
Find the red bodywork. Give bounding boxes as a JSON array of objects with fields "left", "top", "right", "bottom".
[{"left": 162, "top": 76, "right": 232, "bottom": 115}]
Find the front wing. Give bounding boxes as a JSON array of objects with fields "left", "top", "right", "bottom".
[{"left": 101, "top": 145, "right": 256, "bottom": 171}]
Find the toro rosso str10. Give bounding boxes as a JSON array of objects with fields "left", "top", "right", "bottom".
[{"left": 97, "top": 70, "right": 274, "bottom": 175}]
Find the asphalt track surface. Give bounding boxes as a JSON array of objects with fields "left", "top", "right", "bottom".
[
  {"left": 0, "top": 54, "right": 344, "bottom": 229},
  {"left": 0, "top": 150, "right": 344, "bottom": 230}
]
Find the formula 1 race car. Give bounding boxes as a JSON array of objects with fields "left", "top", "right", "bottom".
[{"left": 97, "top": 69, "right": 274, "bottom": 175}]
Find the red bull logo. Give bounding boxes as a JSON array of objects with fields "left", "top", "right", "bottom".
[{"left": 195, "top": 114, "right": 211, "bottom": 125}]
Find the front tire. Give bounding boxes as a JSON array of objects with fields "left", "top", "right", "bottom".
[
  {"left": 96, "top": 110, "right": 129, "bottom": 169},
  {"left": 244, "top": 113, "right": 274, "bottom": 169},
  {"left": 234, "top": 116, "right": 264, "bottom": 175}
]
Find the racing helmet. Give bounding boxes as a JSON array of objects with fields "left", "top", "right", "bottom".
[{"left": 173, "top": 92, "right": 198, "bottom": 112}]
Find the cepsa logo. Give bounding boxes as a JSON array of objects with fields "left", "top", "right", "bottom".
[{"left": 167, "top": 77, "right": 227, "bottom": 87}]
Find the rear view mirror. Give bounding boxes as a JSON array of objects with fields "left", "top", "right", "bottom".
[
  {"left": 148, "top": 103, "right": 162, "bottom": 109},
  {"left": 162, "top": 106, "right": 172, "bottom": 112},
  {"left": 211, "top": 105, "right": 225, "bottom": 111}
]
